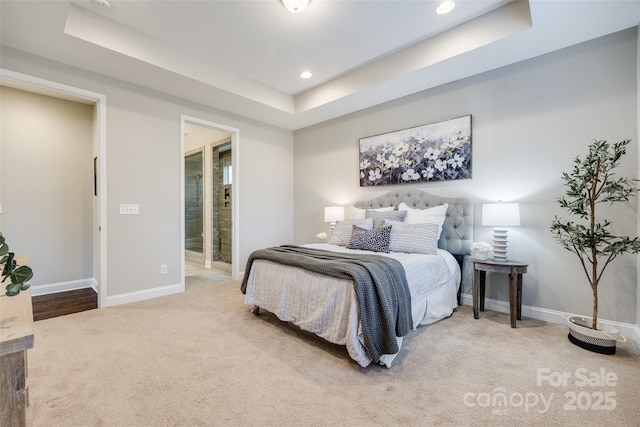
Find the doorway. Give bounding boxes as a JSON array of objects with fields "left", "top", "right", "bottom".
[
  {"left": 0, "top": 68, "right": 107, "bottom": 306},
  {"left": 181, "top": 116, "right": 239, "bottom": 281}
]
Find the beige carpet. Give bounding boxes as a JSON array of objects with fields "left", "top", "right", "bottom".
[{"left": 26, "top": 274, "right": 640, "bottom": 427}]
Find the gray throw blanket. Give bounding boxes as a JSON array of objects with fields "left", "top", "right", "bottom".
[{"left": 240, "top": 245, "right": 412, "bottom": 363}]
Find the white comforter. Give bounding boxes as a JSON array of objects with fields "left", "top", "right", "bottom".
[{"left": 244, "top": 243, "right": 460, "bottom": 367}]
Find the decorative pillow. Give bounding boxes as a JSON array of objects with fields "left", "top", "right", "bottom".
[
  {"left": 348, "top": 205, "right": 394, "bottom": 220},
  {"left": 384, "top": 220, "right": 439, "bottom": 255},
  {"left": 328, "top": 218, "right": 374, "bottom": 246},
  {"left": 397, "top": 202, "right": 448, "bottom": 238},
  {"left": 365, "top": 210, "right": 407, "bottom": 228},
  {"left": 347, "top": 225, "right": 392, "bottom": 253}
]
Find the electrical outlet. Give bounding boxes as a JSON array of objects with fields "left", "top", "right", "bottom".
[{"left": 160, "top": 264, "right": 167, "bottom": 274}]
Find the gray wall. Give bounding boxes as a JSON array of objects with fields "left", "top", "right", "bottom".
[
  {"left": 292, "top": 29, "right": 638, "bottom": 325},
  {"left": 1, "top": 46, "right": 294, "bottom": 300},
  {"left": 1, "top": 28, "right": 638, "bottom": 328},
  {"left": 1, "top": 86, "right": 94, "bottom": 287}
]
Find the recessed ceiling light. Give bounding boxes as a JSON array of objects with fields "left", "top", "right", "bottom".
[
  {"left": 300, "top": 71, "right": 312, "bottom": 79},
  {"left": 436, "top": 0, "right": 455, "bottom": 15},
  {"left": 95, "top": 0, "right": 112, "bottom": 9},
  {"left": 282, "top": 0, "right": 311, "bottom": 14}
]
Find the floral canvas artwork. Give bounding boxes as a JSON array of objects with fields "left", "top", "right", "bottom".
[{"left": 359, "top": 115, "right": 472, "bottom": 186}]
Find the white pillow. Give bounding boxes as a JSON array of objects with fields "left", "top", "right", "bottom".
[
  {"left": 384, "top": 220, "right": 439, "bottom": 255},
  {"left": 328, "top": 218, "right": 374, "bottom": 246},
  {"left": 397, "top": 202, "right": 448, "bottom": 238},
  {"left": 348, "top": 206, "right": 394, "bottom": 220}
]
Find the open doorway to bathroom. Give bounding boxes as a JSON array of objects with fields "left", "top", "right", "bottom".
[{"left": 183, "top": 121, "right": 234, "bottom": 280}]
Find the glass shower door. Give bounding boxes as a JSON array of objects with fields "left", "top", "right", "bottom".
[{"left": 185, "top": 150, "right": 204, "bottom": 254}]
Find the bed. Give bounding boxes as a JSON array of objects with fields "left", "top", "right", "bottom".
[{"left": 241, "top": 189, "right": 473, "bottom": 367}]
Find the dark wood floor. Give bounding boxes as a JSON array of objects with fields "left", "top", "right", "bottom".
[{"left": 31, "top": 288, "right": 98, "bottom": 321}]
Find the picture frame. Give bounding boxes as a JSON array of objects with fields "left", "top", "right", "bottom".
[{"left": 358, "top": 115, "right": 472, "bottom": 187}]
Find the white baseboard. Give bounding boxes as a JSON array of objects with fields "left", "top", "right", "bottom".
[
  {"left": 101, "top": 283, "right": 183, "bottom": 308},
  {"left": 461, "top": 293, "right": 639, "bottom": 345},
  {"left": 30, "top": 278, "right": 97, "bottom": 297},
  {"left": 31, "top": 279, "right": 185, "bottom": 309}
]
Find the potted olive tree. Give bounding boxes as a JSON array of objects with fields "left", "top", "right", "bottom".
[
  {"left": 0, "top": 232, "right": 33, "bottom": 297},
  {"left": 550, "top": 139, "right": 640, "bottom": 354}
]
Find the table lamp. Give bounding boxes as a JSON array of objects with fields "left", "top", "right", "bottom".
[
  {"left": 324, "top": 206, "right": 344, "bottom": 231},
  {"left": 481, "top": 202, "right": 520, "bottom": 260}
]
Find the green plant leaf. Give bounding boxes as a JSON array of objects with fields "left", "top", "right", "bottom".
[
  {"left": 1, "top": 255, "right": 15, "bottom": 279},
  {"left": 10, "top": 265, "right": 33, "bottom": 284},
  {"left": 5, "top": 282, "right": 22, "bottom": 297}
]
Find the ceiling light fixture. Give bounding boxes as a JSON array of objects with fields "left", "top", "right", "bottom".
[
  {"left": 95, "top": 0, "right": 112, "bottom": 9},
  {"left": 436, "top": 0, "right": 455, "bottom": 15},
  {"left": 300, "top": 71, "right": 312, "bottom": 79},
  {"left": 282, "top": 0, "right": 310, "bottom": 14}
]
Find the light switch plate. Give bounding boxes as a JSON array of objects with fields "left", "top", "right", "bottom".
[{"left": 120, "top": 204, "right": 140, "bottom": 215}]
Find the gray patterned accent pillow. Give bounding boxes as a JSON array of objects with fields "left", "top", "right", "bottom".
[
  {"left": 347, "top": 225, "right": 392, "bottom": 253},
  {"left": 365, "top": 210, "right": 407, "bottom": 228},
  {"left": 384, "top": 220, "right": 439, "bottom": 254}
]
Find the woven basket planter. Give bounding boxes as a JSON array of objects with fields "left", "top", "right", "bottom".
[{"left": 567, "top": 316, "right": 626, "bottom": 355}]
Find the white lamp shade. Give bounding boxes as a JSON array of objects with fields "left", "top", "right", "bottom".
[
  {"left": 324, "top": 206, "right": 344, "bottom": 223},
  {"left": 482, "top": 203, "right": 521, "bottom": 227}
]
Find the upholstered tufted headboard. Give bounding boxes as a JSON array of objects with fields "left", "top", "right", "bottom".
[{"left": 353, "top": 189, "right": 473, "bottom": 256}]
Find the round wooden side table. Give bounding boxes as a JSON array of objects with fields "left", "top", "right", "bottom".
[{"left": 472, "top": 259, "right": 528, "bottom": 328}]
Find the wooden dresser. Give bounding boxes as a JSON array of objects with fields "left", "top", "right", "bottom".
[{"left": 0, "top": 288, "right": 34, "bottom": 427}]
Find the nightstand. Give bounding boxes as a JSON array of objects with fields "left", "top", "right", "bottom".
[{"left": 472, "top": 259, "right": 528, "bottom": 328}]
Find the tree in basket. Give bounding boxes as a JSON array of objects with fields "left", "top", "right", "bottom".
[
  {"left": 550, "top": 139, "right": 640, "bottom": 331},
  {"left": 0, "top": 232, "right": 33, "bottom": 297}
]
